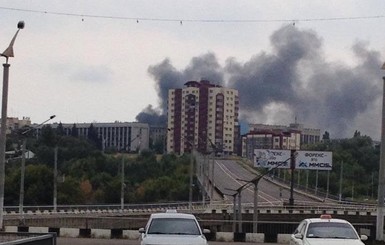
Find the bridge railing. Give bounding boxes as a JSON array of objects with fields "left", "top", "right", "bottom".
[{"left": 2, "top": 198, "right": 377, "bottom": 217}]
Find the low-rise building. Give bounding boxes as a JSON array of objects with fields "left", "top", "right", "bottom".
[
  {"left": 49, "top": 121, "right": 149, "bottom": 152},
  {"left": 242, "top": 128, "right": 301, "bottom": 159},
  {"left": 242, "top": 122, "right": 320, "bottom": 159},
  {"left": 0, "top": 117, "right": 31, "bottom": 135}
]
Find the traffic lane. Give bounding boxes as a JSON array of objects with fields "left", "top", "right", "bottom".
[
  {"left": 213, "top": 160, "right": 247, "bottom": 194},
  {"left": 257, "top": 175, "right": 325, "bottom": 204},
  {"left": 220, "top": 160, "right": 289, "bottom": 204},
  {"left": 215, "top": 160, "right": 279, "bottom": 204},
  {"left": 215, "top": 160, "right": 323, "bottom": 205},
  {"left": 57, "top": 237, "right": 283, "bottom": 245},
  {"left": 214, "top": 160, "right": 262, "bottom": 203}
]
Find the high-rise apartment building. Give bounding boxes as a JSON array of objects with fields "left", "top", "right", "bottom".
[{"left": 167, "top": 80, "right": 239, "bottom": 155}]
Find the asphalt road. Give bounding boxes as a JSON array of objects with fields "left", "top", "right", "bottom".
[
  {"left": 212, "top": 159, "right": 322, "bottom": 205},
  {"left": 57, "top": 237, "right": 283, "bottom": 245}
]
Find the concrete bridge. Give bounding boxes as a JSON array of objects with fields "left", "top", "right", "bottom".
[{"left": 1, "top": 204, "right": 377, "bottom": 243}]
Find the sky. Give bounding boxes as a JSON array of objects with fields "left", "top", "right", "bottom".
[{"left": 1, "top": 1, "right": 385, "bottom": 139}]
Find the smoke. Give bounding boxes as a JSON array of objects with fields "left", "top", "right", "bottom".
[
  {"left": 135, "top": 53, "right": 224, "bottom": 124},
  {"left": 136, "top": 24, "right": 383, "bottom": 139},
  {"left": 135, "top": 105, "right": 167, "bottom": 126}
]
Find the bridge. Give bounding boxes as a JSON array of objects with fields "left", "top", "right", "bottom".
[
  {"left": 0, "top": 156, "right": 379, "bottom": 243},
  {"left": 0, "top": 202, "right": 377, "bottom": 243},
  {"left": 195, "top": 155, "right": 335, "bottom": 206}
]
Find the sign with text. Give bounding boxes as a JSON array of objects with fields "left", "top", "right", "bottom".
[
  {"left": 254, "top": 149, "right": 291, "bottom": 169},
  {"left": 295, "top": 151, "right": 333, "bottom": 170}
]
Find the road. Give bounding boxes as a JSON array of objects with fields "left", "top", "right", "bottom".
[
  {"left": 211, "top": 159, "right": 323, "bottom": 205},
  {"left": 57, "top": 237, "right": 283, "bottom": 245}
]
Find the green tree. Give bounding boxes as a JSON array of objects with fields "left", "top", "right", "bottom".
[
  {"left": 71, "top": 124, "right": 78, "bottom": 137},
  {"left": 58, "top": 176, "right": 85, "bottom": 204},
  {"left": 24, "top": 164, "right": 53, "bottom": 205},
  {"left": 87, "top": 123, "right": 102, "bottom": 150},
  {"left": 56, "top": 122, "right": 65, "bottom": 136}
]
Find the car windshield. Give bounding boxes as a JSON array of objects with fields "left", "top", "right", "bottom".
[
  {"left": 147, "top": 218, "right": 201, "bottom": 235},
  {"left": 306, "top": 222, "right": 359, "bottom": 239}
]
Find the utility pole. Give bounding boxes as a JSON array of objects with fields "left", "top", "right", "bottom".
[
  {"left": 251, "top": 154, "right": 296, "bottom": 233},
  {"left": 53, "top": 146, "right": 58, "bottom": 212},
  {"left": 0, "top": 21, "right": 24, "bottom": 229},
  {"left": 210, "top": 153, "right": 215, "bottom": 205},
  {"left": 289, "top": 150, "right": 295, "bottom": 206},
  {"left": 120, "top": 156, "right": 125, "bottom": 211},
  {"left": 339, "top": 161, "right": 344, "bottom": 201},
  {"left": 377, "top": 76, "right": 385, "bottom": 241},
  {"left": 20, "top": 115, "right": 55, "bottom": 216},
  {"left": 253, "top": 181, "right": 258, "bottom": 233},
  {"left": 188, "top": 146, "right": 194, "bottom": 211},
  {"left": 19, "top": 138, "right": 26, "bottom": 217}
]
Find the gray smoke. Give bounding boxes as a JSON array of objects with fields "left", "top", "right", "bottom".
[
  {"left": 136, "top": 24, "right": 383, "bottom": 139},
  {"left": 136, "top": 53, "right": 224, "bottom": 124}
]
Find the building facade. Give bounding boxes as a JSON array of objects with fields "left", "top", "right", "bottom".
[
  {"left": 1, "top": 117, "right": 31, "bottom": 135},
  {"left": 249, "top": 123, "right": 321, "bottom": 145},
  {"left": 241, "top": 129, "right": 301, "bottom": 159},
  {"left": 242, "top": 123, "right": 320, "bottom": 159},
  {"left": 167, "top": 80, "right": 240, "bottom": 155},
  {"left": 149, "top": 125, "right": 168, "bottom": 153},
  {"left": 49, "top": 122, "right": 149, "bottom": 152}
]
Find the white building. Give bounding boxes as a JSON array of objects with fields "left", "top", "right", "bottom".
[{"left": 49, "top": 122, "right": 149, "bottom": 152}]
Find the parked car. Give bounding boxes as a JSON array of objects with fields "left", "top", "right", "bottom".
[
  {"left": 139, "top": 210, "right": 210, "bottom": 245},
  {"left": 290, "top": 214, "right": 368, "bottom": 245}
]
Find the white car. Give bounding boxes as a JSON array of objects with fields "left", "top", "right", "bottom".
[
  {"left": 139, "top": 210, "right": 210, "bottom": 245},
  {"left": 290, "top": 214, "right": 368, "bottom": 245}
]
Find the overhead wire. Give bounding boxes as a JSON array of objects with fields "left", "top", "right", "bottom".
[{"left": 0, "top": 6, "right": 385, "bottom": 24}]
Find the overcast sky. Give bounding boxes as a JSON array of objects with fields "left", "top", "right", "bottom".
[{"left": 1, "top": 1, "right": 385, "bottom": 139}]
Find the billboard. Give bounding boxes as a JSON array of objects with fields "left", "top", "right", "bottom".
[
  {"left": 295, "top": 151, "right": 333, "bottom": 170},
  {"left": 254, "top": 149, "right": 291, "bottom": 169}
]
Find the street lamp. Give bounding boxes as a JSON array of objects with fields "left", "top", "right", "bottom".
[
  {"left": 19, "top": 115, "right": 56, "bottom": 217},
  {"left": 249, "top": 153, "right": 297, "bottom": 233},
  {"left": 223, "top": 187, "right": 243, "bottom": 233},
  {"left": 120, "top": 133, "right": 141, "bottom": 211},
  {"left": 0, "top": 21, "right": 24, "bottom": 229},
  {"left": 376, "top": 68, "right": 385, "bottom": 240},
  {"left": 168, "top": 127, "right": 195, "bottom": 212}
]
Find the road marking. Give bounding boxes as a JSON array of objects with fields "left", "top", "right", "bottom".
[{"left": 216, "top": 161, "right": 275, "bottom": 204}]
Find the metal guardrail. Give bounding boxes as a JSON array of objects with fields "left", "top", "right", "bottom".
[
  {"left": 0, "top": 232, "right": 56, "bottom": 245},
  {"left": 1, "top": 199, "right": 378, "bottom": 218}
]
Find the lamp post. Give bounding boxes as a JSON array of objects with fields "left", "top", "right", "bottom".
[
  {"left": 224, "top": 187, "right": 243, "bottom": 233},
  {"left": 0, "top": 21, "right": 24, "bottom": 229},
  {"left": 120, "top": 134, "right": 141, "bottom": 211},
  {"left": 377, "top": 74, "right": 385, "bottom": 241},
  {"left": 20, "top": 115, "right": 56, "bottom": 216},
  {"left": 189, "top": 144, "right": 194, "bottom": 211},
  {"left": 250, "top": 153, "right": 296, "bottom": 233}
]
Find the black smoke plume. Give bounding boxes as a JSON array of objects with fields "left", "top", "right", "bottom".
[{"left": 136, "top": 25, "right": 383, "bottom": 139}]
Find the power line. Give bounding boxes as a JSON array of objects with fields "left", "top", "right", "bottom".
[{"left": 1, "top": 6, "right": 385, "bottom": 24}]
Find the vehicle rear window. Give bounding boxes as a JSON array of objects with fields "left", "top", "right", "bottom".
[
  {"left": 306, "top": 222, "right": 358, "bottom": 239},
  {"left": 148, "top": 218, "right": 201, "bottom": 235}
]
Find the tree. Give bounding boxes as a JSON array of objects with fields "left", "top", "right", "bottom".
[
  {"left": 301, "top": 135, "right": 379, "bottom": 200},
  {"left": 24, "top": 164, "right": 53, "bottom": 205},
  {"left": 353, "top": 130, "right": 361, "bottom": 138},
  {"left": 87, "top": 124, "right": 102, "bottom": 150},
  {"left": 322, "top": 131, "right": 330, "bottom": 141},
  {"left": 56, "top": 122, "right": 65, "bottom": 136},
  {"left": 58, "top": 176, "right": 85, "bottom": 204},
  {"left": 71, "top": 124, "right": 78, "bottom": 137},
  {"left": 39, "top": 125, "right": 57, "bottom": 146}
]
